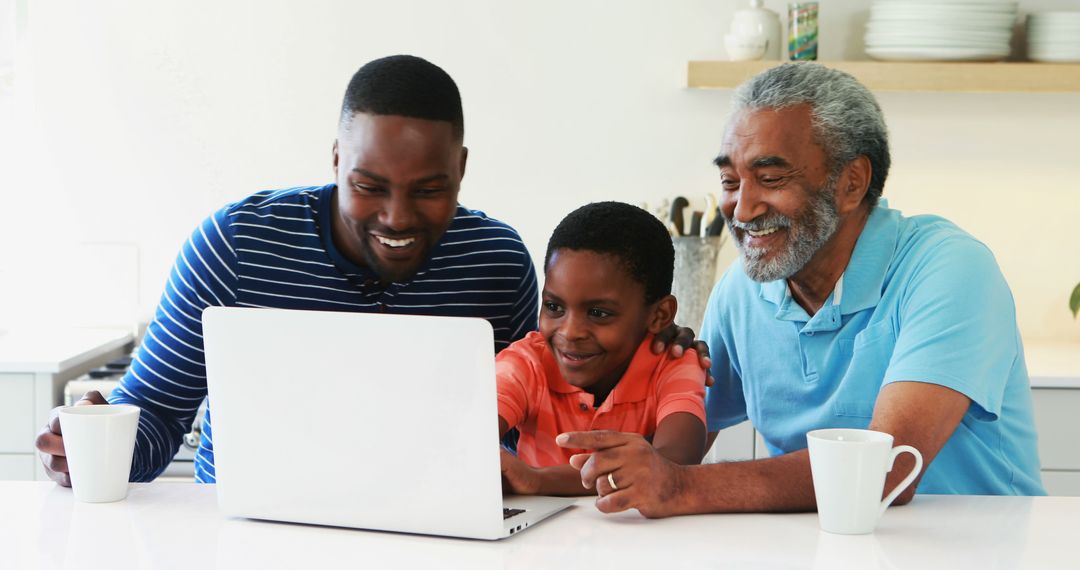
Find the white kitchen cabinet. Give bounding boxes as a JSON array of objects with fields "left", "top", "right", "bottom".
[
  {"left": 0, "top": 329, "right": 133, "bottom": 481},
  {"left": 1040, "top": 471, "right": 1080, "bottom": 497},
  {"left": 704, "top": 420, "right": 754, "bottom": 463},
  {"left": 1031, "top": 387, "right": 1080, "bottom": 495},
  {"left": 1027, "top": 343, "right": 1080, "bottom": 496},
  {"left": 0, "top": 373, "right": 34, "bottom": 452},
  {"left": 1030, "top": 388, "right": 1080, "bottom": 471},
  {"left": 0, "top": 454, "right": 35, "bottom": 480},
  {"left": 703, "top": 422, "right": 773, "bottom": 463}
]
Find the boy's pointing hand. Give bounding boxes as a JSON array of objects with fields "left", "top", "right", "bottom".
[{"left": 558, "top": 431, "right": 688, "bottom": 519}]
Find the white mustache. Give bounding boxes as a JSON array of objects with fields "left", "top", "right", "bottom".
[{"left": 727, "top": 214, "right": 792, "bottom": 233}]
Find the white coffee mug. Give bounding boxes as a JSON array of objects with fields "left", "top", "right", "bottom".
[
  {"left": 807, "top": 428, "right": 923, "bottom": 535},
  {"left": 59, "top": 404, "right": 140, "bottom": 503}
]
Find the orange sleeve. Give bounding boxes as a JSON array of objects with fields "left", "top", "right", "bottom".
[
  {"left": 495, "top": 338, "right": 543, "bottom": 430},
  {"left": 654, "top": 348, "right": 707, "bottom": 425}
]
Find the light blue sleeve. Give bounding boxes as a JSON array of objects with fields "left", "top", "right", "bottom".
[
  {"left": 883, "top": 237, "right": 1019, "bottom": 421},
  {"left": 702, "top": 275, "right": 748, "bottom": 433}
]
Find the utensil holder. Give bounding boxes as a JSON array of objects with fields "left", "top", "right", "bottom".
[{"left": 671, "top": 235, "right": 725, "bottom": 331}]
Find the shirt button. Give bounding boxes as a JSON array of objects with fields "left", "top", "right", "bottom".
[
  {"left": 579, "top": 403, "right": 589, "bottom": 411},
  {"left": 807, "top": 331, "right": 815, "bottom": 336}
]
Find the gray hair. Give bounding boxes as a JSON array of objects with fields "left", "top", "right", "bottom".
[{"left": 731, "top": 63, "right": 891, "bottom": 206}]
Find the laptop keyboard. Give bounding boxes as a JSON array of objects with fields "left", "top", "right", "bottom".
[{"left": 503, "top": 508, "right": 526, "bottom": 520}]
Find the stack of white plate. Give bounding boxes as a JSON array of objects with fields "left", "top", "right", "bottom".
[
  {"left": 865, "top": 0, "right": 1018, "bottom": 61},
  {"left": 1027, "top": 12, "right": 1080, "bottom": 63}
]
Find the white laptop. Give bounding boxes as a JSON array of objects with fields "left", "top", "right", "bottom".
[{"left": 202, "top": 306, "right": 575, "bottom": 540}]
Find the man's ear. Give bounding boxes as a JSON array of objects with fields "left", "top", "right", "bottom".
[
  {"left": 460, "top": 146, "right": 468, "bottom": 180},
  {"left": 836, "top": 155, "right": 872, "bottom": 214},
  {"left": 647, "top": 295, "right": 678, "bottom": 334},
  {"left": 332, "top": 140, "right": 340, "bottom": 180}
]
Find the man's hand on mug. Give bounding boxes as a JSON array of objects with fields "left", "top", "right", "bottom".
[{"left": 34, "top": 390, "right": 109, "bottom": 486}]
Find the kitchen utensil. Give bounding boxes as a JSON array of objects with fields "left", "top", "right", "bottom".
[
  {"left": 688, "top": 210, "right": 704, "bottom": 238},
  {"left": 669, "top": 196, "right": 689, "bottom": 236},
  {"left": 703, "top": 194, "right": 718, "bottom": 232},
  {"left": 705, "top": 208, "right": 725, "bottom": 237}
]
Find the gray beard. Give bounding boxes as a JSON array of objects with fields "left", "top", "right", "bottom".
[{"left": 729, "top": 180, "right": 841, "bottom": 283}]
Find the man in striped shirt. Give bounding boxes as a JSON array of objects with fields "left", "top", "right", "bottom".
[{"left": 37, "top": 55, "right": 542, "bottom": 484}]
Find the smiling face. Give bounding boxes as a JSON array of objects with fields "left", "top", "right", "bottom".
[
  {"left": 715, "top": 105, "right": 842, "bottom": 283},
  {"left": 540, "top": 249, "right": 674, "bottom": 396},
  {"left": 331, "top": 113, "right": 466, "bottom": 283}
]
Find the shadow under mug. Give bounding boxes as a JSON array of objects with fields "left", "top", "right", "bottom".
[{"left": 807, "top": 428, "right": 923, "bottom": 535}]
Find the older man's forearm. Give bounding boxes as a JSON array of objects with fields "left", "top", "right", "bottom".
[{"left": 673, "top": 450, "right": 818, "bottom": 514}]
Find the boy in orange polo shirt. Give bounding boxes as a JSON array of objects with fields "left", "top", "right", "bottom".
[{"left": 497, "top": 201, "right": 707, "bottom": 496}]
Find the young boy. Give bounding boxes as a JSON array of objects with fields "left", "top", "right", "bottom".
[{"left": 497, "top": 201, "right": 707, "bottom": 496}]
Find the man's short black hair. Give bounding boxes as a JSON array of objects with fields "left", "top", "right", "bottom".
[
  {"left": 544, "top": 202, "right": 674, "bottom": 304},
  {"left": 340, "top": 55, "right": 464, "bottom": 140}
]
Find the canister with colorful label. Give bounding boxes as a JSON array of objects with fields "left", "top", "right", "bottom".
[{"left": 788, "top": 2, "right": 819, "bottom": 61}]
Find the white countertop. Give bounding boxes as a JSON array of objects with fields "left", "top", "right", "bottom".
[
  {"left": 0, "top": 328, "right": 133, "bottom": 373},
  {"left": 1, "top": 482, "right": 1076, "bottom": 569},
  {"left": 1025, "top": 341, "right": 1080, "bottom": 389}
]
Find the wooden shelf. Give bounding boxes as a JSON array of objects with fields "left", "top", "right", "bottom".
[{"left": 688, "top": 60, "right": 1080, "bottom": 93}]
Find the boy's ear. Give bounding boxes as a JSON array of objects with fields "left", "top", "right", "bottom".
[{"left": 646, "top": 294, "right": 678, "bottom": 334}]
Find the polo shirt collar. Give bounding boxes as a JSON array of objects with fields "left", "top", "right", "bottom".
[
  {"left": 837, "top": 201, "right": 899, "bottom": 316},
  {"left": 542, "top": 335, "right": 657, "bottom": 404},
  {"left": 757, "top": 201, "right": 899, "bottom": 324},
  {"left": 760, "top": 278, "right": 843, "bottom": 331}
]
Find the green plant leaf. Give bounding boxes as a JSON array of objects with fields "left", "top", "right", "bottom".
[{"left": 1071, "top": 282, "right": 1080, "bottom": 319}]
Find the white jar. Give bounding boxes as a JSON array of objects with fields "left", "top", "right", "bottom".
[{"left": 730, "top": 0, "right": 782, "bottom": 61}]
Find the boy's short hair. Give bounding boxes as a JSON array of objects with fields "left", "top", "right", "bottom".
[
  {"left": 340, "top": 55, "right": 464, "bottom": 140},
  {"left": 544, "top": 201, "right": 674, "bottom": 304}
]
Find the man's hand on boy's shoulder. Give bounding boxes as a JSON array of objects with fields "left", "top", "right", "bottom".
[
  {"left": 652, "top": 324, "right": 713, "bottom": 387},
  {"left": 558, "top": 431, "right": 689, "bottom": 519}
]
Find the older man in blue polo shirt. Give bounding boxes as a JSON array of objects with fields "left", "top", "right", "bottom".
[{"left": 558, "top": 63, "right": 1044, "bottom": 518}]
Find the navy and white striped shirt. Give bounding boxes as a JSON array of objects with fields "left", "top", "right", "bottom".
[{"left": 108, "top": 184, "right": 538, "bottom": 483}]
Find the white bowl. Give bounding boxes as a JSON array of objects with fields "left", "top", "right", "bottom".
[
  {"left": 1027, "top": 11, "right": 1080, "bottom": 20},
  {"left": 866, "top": 28, "right": 1013, "bottom": 42},
  {"left": 866, "top": 45, "right": 1010, "bottom": 61},
  {"left": 1028, "top": 45, "right": 1080, "bottom": 54},
  {"left": 867, "top": 38, "right": 1010, "bottom": 49},
  {"left": 869, "top": 13, "right": 1017, "bottom": 27},
  {"left": 1028, "top": 50, "right": 1080, "bottom": 63},
  {"left": 876, "top": 0, "right": 1017, "bottom": 5}
]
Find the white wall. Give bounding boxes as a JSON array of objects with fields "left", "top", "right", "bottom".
[{"left": 1, "top": 0, "right": 1078, "bottom": 343}]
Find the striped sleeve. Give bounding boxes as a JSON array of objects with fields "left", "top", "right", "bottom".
[
  {"left": 108, "top": 208, "right": 238, "bottom": 482},
  {"left": 505, "top": 250, "right": 538, "bottom": 348}
]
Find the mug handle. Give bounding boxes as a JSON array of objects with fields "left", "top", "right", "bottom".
[{"left": 877, "top": 445, "right": 923, "bottom": 519}]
